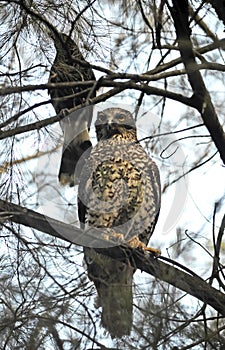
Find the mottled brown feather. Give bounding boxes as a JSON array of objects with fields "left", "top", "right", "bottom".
[{"left": 78, "top": 108, "right": 161, "bottom": 338}]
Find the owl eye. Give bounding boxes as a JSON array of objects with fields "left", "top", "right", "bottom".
[
  {"left": 97, "top": 113, "right": 107, "bottom": 123},
  {"left": 115, "top": 113, "right": 126, "bottom": 122}
]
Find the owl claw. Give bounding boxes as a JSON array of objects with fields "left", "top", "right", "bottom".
[
  {"left": 102, "top": 232, "right": 124, "bottom": 243},
  {"left": 127, "top": 235, "right": 161, "bottom": 256},
  {"left": 144, "top": 246, "right": 161, "bottom": 256}
]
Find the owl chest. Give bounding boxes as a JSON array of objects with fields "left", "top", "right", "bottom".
[{"left": 86, "top": 156, "right": 147, "bottom": 227}]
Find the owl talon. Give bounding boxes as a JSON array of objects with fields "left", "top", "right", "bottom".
[
  {"left": 127, "top": 236, "right": 161, "bottom": 256},
  {"left": 144, "top": 246, "right": 161, "bottom": 256},
  {"left": 102, "top": 232, "right": 124, "bottom": 242}
]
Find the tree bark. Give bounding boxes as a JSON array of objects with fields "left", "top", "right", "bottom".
[
  {"left": 207, "top": 0, "right": 225, "bottom": 27},
  {"left": 170, "top": 0, "right": 225, "bottom": 165}
]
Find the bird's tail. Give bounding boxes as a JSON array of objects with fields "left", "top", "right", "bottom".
[
  {"left": 84, "top": 248, "right": 134, "bottom": 338},
  {"left": 98, "top": 280, "right": 133, "bottom": 338},
  {"left": 58, "top": 133, "right": 91, "bottom": 186},
  {"left": 58, "top": 106, "right": 93, "bottom": 186}
]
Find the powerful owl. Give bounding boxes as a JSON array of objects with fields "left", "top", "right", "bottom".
[
  {"left": 48, "top": 32, "right": 96, "bottom": 186},
  {"left": 78, "top": 108, "right": 161, "bottom": 338}
]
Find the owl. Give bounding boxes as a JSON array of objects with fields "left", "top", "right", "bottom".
[
  {"left": 48, "top": 32, "right": 96, "bottom": 186},
  {"left": 78, "top": 108, "right": 161, "bottom": 338}
]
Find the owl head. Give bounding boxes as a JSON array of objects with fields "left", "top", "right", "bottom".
[
  {"left": 95, "top": 108, "right": 137, "bottom": 141},
  {"left": 49, "top": 31, "right": 80, "bottom": 58}
]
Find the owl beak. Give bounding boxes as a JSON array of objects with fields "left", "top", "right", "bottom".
[
  {"left": 106, "top": 120, "right": 120, "bottom": 136},
  {"left": 106, "top": 119, "right": 113, "bottom": 130}
]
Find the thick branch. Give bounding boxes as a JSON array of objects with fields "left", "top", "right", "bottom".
[
  {"left": 170, "top": 0, "right": 225, "bottom": 164},
  {"left": 1, "top": 198, "right": 225, "bottom": 317},
  {"left": 207, "top": 0, "right": 225, "bottom": 27},
  {"left": 145, "top": 38, "right": 225, "bottom": 76},
  {"left": 0, "top": 87, "right": 125, "bottom": 140},
  {"left": 0, "top": 82, "right": 192, "bottom": 141}
]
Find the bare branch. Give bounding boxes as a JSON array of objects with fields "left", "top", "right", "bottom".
[
  {"left": 170, "top": 0, "right": 225, "bottom": 164},
  {"left": 1, "top": 199, "right": 225, "bottom": 317}
]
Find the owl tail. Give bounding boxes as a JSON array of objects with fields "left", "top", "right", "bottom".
[
  {"left": 58, "top": 107, "right": 93, "bottom": 186},
  {"left": 84, "top": 248, "right": 135, "bottom": 338},
  {"left": 99, "top": 280, "right": 133, "bottom": 338},
  {"left": 58, "top": 136, "right": 91, "bottom": 186}
]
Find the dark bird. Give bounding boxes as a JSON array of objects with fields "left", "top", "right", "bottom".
[
  {"left": 78, "top": 108, "right": 161, "bottom": 338},
  {"left": 48, "top": 32, "right": 96, "bottom": 186}
]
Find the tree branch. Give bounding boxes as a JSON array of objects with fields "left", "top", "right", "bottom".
[
  {"left": 206, "top": 0, "right": 225, "bottom": 27},
  {"left": 170, "top": 0, "right": 225, "bottom": 164},
  {"left": 1, "top": 198, "right": 225, "bottom": 317},
  {"left": 0, "top": 82, "right": 192, "bottom": 141}
]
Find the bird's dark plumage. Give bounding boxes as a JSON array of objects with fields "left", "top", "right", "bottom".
[
  {"left": 48, "top": 32, "right": 96, "bottom": 186},
  {"left": 78, "top": 108, "right": 161, "bottom": 338}
]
